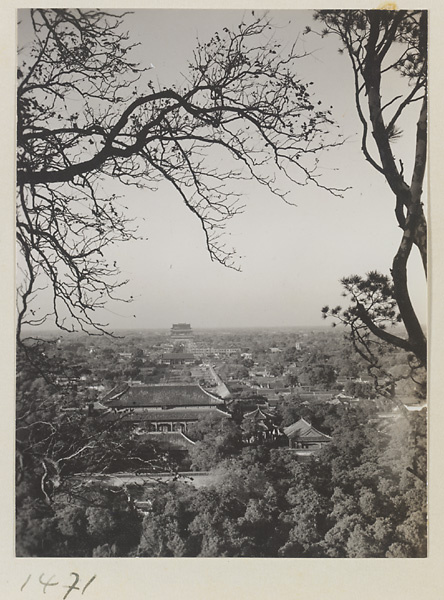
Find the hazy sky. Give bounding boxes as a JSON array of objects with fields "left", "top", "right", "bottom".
[{"left": 18, "top": 9, "right": 427, "bottom": 331}]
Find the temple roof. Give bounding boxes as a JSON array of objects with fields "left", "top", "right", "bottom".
[
  {"left": 99, "top": 383, "right": 128, "bottom": 403},
  {"left": 107, "top": 383, "right": 225, "bottom": 408},
  {"left": 107, "top": 406, "right": 231, "bottom": 422},
  {"left": 284, "top": 418, "right": 332, "bottom": 442}
]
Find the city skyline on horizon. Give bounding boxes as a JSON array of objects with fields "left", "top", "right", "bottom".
[{"left": 23, "top": 320, "right": 419, "bottom": 337}]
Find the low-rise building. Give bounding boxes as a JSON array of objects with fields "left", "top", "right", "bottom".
[
  {"left": 284, "top": 418, "right": 331, "bottom": 453},
  {"left": 161, "top": 353, "right": 195, "bottom": 365}
]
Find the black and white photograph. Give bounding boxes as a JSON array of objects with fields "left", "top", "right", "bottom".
[{"left": 15, "top": 5, "right": 430, "bottom": 567}]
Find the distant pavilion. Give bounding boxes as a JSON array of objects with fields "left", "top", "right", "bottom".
[
  {"left": 241, "top": 407, "right": 282, "bottom": 444},
  {"left": 170, "top": 323, "right": 194, "bottom": 350}
]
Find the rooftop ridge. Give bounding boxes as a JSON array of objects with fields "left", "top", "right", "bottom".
[
  {"left": 283, "top": 418, "right": 332, "bottom": 440},
  {"left": 128, "top": 383, "right": 200, "bottom": 388},
  {"left": 198, "top": 384, "right": 225, "bottom": 402}
]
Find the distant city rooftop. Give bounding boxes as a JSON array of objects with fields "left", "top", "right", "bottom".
[{"left": 171, "top": 323, "right": 192, "bottom": 330}]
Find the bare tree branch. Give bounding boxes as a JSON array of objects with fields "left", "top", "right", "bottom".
[{"left": 17, "top": 10, "right": 347, "bottom": 338}]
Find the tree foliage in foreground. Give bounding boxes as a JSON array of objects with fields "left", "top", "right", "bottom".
[
  {"left": 316, "top": 10, "right": 427, "bottom": 375},
  {"left": 16, "top": 343, "right": 177, "bottom": 509},
  {"left": 16, "top": 482, "right": 142, "bottom": 557},
  {"left": 137, "top": 406, "right": 426, "bottom": 558},
  {"left": 17, "top": 9, "right": 344, "bottom": 339}
]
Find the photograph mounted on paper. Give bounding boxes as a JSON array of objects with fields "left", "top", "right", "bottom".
[{"left": 16, "top": 8, "right": 427, "bottom": 558}]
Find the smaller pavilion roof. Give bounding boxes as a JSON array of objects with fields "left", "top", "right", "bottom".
[
  {"left": 284, "top": 418, "right": 332, "bottom": 442},
  {"left": 243, "top": 407, "right": 275, "bottom": 422}
]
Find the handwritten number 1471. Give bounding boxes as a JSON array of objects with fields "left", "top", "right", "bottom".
[{"left": 21, "top": 573, "right": 96, "bottom": 598}]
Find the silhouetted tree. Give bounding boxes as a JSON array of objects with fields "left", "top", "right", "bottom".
[
  {"left": 317, "top": 10, "right": 427, "bottom": 372},
  {"left": 17, "top": 9, "right": 345, "bottom": 340}
]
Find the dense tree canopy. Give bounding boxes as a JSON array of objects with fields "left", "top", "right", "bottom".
[
  {"left": 133, "top": 404, "right": 426, "bottom": 558},
  {"left": 187, "top": 412, "right": 242, "bottom": 470}
]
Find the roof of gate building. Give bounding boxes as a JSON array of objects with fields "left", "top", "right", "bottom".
[
  {"left": 106, "top": 406, "right": 231, "bottom": 422},
  {"left": 106, "top": 383, "right": 225, "bottom": 408}
]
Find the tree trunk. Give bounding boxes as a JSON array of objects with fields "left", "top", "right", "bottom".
[
  {"left": 391, "top": 216, "right": 427, "bottom": 367},
  {"left": 410, "top": 95, "right": 428, "bottom": 275}
]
